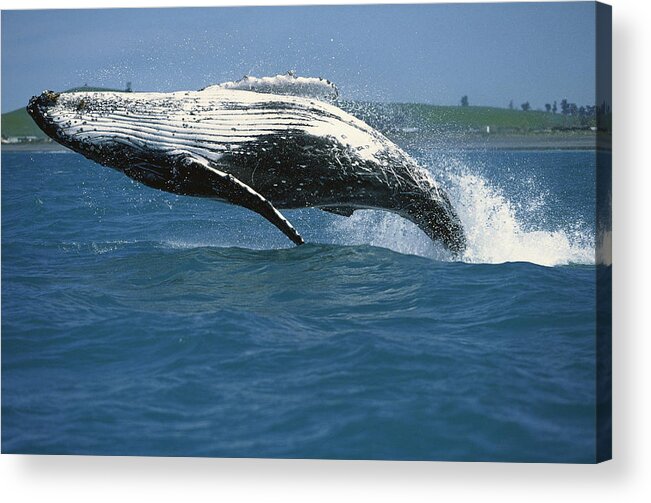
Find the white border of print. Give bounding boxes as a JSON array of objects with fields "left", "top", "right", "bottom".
[{"left": 1, "top": 1, "right": 650, "bottom": 502}]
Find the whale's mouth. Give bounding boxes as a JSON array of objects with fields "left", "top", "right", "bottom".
[
  {"left": 27, "top": 91, "right": 60, "bottom": 122},
  {"left": 27, "top": 90, "right": 68, "bottom": 145},
  {"left": 27, "top": 90, "right": 116, "bottom": 158}
]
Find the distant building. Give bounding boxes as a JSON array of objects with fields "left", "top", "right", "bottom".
[{"left": 2, "top": 135, "right": 43, "bottom": 144}]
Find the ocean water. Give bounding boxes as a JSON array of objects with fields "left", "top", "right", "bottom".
[{"left": 2, "top": 148, "right": 601, "bottom": 462}]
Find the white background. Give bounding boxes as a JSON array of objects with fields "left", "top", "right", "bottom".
[{"left": 1, "top": 0, "right": 649, "bottom": 501}]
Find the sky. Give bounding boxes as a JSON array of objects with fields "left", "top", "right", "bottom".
[{"left": 1, "top": 2, "right": 598, "bottom": 112}]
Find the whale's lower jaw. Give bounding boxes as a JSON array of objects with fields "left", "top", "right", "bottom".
[{"left": 26, "top": 84, "right": 466, "bottom": 254}]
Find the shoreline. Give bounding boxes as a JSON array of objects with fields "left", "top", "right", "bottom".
[
  {"left": 389, "top": 131, "right": 610, "bottom": 152},
  {"left": 2, "top": 142, "right": 72, "bottom": 153}
]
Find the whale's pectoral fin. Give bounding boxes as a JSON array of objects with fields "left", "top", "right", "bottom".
[
  {"left": 179, "top": 155, "right": 304, "bottom": 245},
  {"left": 320, "top": 206, "right": 356, "bottom": 217}
]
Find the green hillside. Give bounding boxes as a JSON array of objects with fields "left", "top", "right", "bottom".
[
  {"left": 342, "top": 102, "right": 598, "bottom": 134},
  {"left": 412, "top": 104, "right": 588, "bottom": 130},
  {"left": 64, "top": 86, "right": 126, "bottom": 93},
  {"left": 2, "top": 107, "right": 47, "bottom": 138}
]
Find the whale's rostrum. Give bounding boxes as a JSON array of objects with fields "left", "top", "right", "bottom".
[{"left": 27, "top": 74, "right": 466, "bottom": 254}]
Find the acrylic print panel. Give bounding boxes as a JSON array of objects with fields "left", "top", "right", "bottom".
[{"left": 1, "top": 2, "right": 611, "bottom": 463}]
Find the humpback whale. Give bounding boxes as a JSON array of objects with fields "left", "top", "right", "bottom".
[{"left": 27, "top": 74, "right": 466, "bottom": 254}]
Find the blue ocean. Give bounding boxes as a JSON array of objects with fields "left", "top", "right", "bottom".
[{"left": 2, "top": 146, "right": 601, "bottom": 462}]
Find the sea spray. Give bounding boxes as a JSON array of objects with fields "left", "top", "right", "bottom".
[
  {"left": 330, "top": 154, "right": 595, "bottom": 267},
  {"left": 447, "top": 170, "right": 594, "bottom": 266}
]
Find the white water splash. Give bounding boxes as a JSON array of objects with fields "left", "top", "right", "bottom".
[
  {"left": 331, "top": 161, "right": 595, "bottom": 267},
  {"left": 330, "top": 210, "right": 450, "bottom": 260},
  {"left": 448, "top": 171, "right": 594, "bottom": 266}
]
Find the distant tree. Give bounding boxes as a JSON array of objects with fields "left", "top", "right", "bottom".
[
  {"left": 569, "top": 103, "right": 578, "bottom": 116},
  {"left": 521, "top": 102, "right": 531, "bottom": 112},
  {"left": 552, "top": 101, "right": 558, "bottom": 114},
  {"left": 560, "top": 99, "right": 570, "bottom": 115},
  {"left": 460, "top": 95, "right": 469, "bottom": 107},
  {"left": 509, "top": 100, "right": 514, "bottom": 110},
  {"left": 126, "top": 81, "right": 132, "bottom": 92},
  {"left": 545, "top": 103, "right": 552, "bottom": 113}
]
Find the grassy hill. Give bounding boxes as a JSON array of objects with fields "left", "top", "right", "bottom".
[
  {"left": 411, "top": 104, "right": 591, "bottom": 131},
  {"left": 342, "top": 102, "right": 598, "bottom": 134},
  {"left": 2, "top": 107, "right": 47, "bottom": 138}
]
